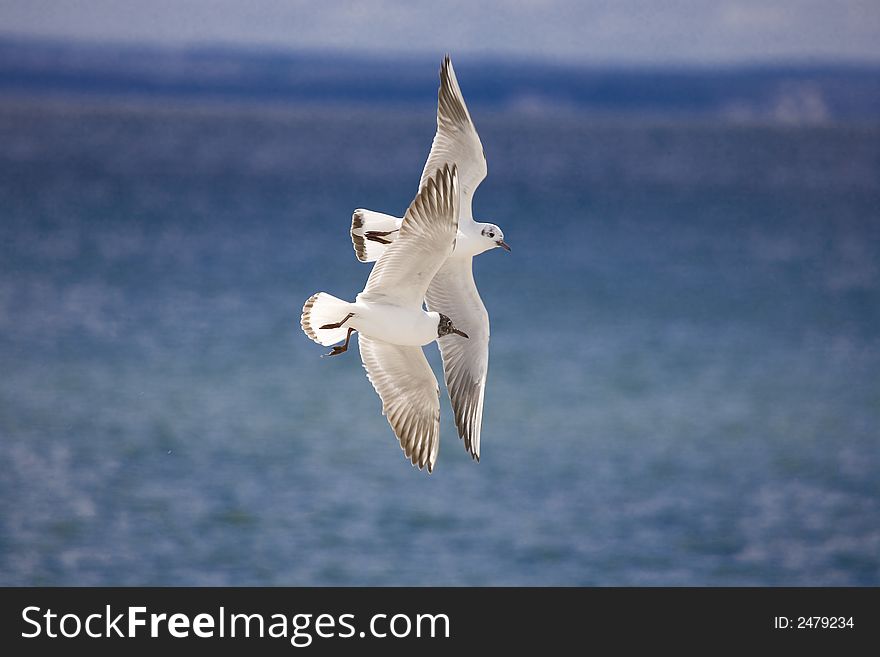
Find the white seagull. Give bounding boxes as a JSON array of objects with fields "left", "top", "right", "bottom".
[
  {"left": 301, "top": 165, "right": 469, "bottom": 472},
  {"left": 349, "top": 55, "right": 508, "bottom": 463}
]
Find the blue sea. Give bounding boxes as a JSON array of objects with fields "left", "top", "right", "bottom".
[{"left": 1, "top": 97, "right": 878, "bottom": 585}]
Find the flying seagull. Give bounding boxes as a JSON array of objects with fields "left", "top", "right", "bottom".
[
  {"left": 349, "top": 55, "right": 507, "bottom": 463},
  {"left": 301, "top": 165, "right": 469, "bottom": 472}
]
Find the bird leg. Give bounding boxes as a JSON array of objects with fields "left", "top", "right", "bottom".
[
  {"left": 365, "top": 229, "right": 399, "bottom": 245},
  {"left": 323, "top": 327, "right": 355, "bottom": 357},
  {"left": 319, "top": 313, "right": 354, "bottom": 330}
]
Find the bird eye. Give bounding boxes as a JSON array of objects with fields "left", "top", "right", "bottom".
[{"left": 489, "top": 232, "right": 495, "bottom": 238}]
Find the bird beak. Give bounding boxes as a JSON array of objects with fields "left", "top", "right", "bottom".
[
  {"left": 452, "top": 328, "right": 469, "bottom": 339},
  {"left": 497, "top": 239, "right": 511, "bottom": 252}
]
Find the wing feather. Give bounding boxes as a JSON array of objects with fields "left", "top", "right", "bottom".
[
  {"left": 359, "top": 335, "right": 441, "bottom": 472},
  {"left": 360, "top": 164, "right": 459, "bottom": 307},
  {"left": 419, "top": 56, "right": 487, "bottom": 223},
  {"left": 425, "top": 256, "right": 489, "bottom": 461}
]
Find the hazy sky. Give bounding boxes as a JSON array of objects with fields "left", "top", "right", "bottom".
[{"left": 1, "top": 1, "right": 878, "bottom": 64}]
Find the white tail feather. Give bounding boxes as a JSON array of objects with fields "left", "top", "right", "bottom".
[
  {"left": 351, "top": 209, "right": 402, "bottom": 263},
  {"left": 301, "top": 293, "right": 354, "bottom": 346}
]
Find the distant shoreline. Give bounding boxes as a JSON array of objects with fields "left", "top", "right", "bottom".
[{"left": 1, "top": 37, "right": 879, "bottom": 122}]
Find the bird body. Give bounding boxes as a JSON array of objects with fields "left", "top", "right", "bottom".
[
  {"left": 302, "top": 165, "right": 468, "bottom": 472},
  {"left": 301, "top": 293, "right": 444, "bottom": 348},
  {"left": 361, "top": 299, "right": 446, "bottom": 347},
  {"left": 352, "top": 208, "right": 507, "bottom": 262},
  {"left": 302, "top": 56, "right": 509, "bottom": 472},
  {"left": 347, "top": 56, "right": 508, "bottom": 463}
]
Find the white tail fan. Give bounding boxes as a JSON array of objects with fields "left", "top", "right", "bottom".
[
  {"left": 350, "top": 209, "right": 402, "bottom": 263},
  {"left": 301, "top": 293, "right": 354, "bottom": 346}
]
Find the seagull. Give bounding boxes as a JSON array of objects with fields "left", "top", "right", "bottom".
[
  {"left": 301, "top": 165, "right": 469, "bottom": 472},
  {"left": 349, "top": 55, "right": 507, "bottom": 463}
]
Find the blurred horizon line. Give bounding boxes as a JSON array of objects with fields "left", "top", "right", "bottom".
[
  {"left": 2, "top": 34, "right": 879, "bottom": 122},
  {"left": 6, "top": 31, "right": 880, "bottom": 69}
]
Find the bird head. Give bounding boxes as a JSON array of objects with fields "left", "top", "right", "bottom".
[
  {"left": 437, "top": 313, "right": 469, "bottom": 339},
  {"left": 480, "top": 223, "right": 510, "bottom": 253}
]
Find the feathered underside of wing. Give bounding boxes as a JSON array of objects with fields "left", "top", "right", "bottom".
[
  {"left": 360, "top": 164, "right": 459, "bottom": 308},
  {"left": 419, "top": 56, "right": 487, "bottom": 222},
  {"left": 358, "top": 335, "right": 441, "bottom": 472},
  {"left": 425, "top": 256, "right": 490, "bottom": 461}
]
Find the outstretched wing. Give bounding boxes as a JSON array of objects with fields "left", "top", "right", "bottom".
[
  {"left": 419, "top": 56, "right": 487, "bottom": 223},
  {"left": 425, "top": 256, "right": 489, "bottom": 461},
  {"left": 360, "top": 164, "right": 459, "bottom": 308},
  {"left": 358, "top": 335, "right": 441, "bottom": 472}
]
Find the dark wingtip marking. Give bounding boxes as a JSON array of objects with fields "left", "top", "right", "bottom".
[
  {"left": 352, "top": 210, "right": 364, "bottom": 230},
  {"left": 300, "top": 293, "right": 320, "bottom": 342},
  {"left": 353, "top": 235, "right": 367, "bottom": 261},
  {"left": 351, "top": 210, "right": 368, "bottom": 262},
  {"left": 437, "top": 56, "right": 468, "bottom": 128}
]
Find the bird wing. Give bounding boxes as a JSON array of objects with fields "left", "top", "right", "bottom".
[
  {"left": 360, "top": 164, "right": 459, "bottom": 308},
  {"left": 425, "top": 255, "right": 489, "bottom": 461},
  {"left": 358, "top": 335, "right": 441, "bottom": 472},
  {"left": 419, "top": 56, "right": 487, "bottom": 223}
]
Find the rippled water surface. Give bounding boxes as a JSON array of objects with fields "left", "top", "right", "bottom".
[{"left": 1, "top": 100, "right": 878, "bottom": 585}]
